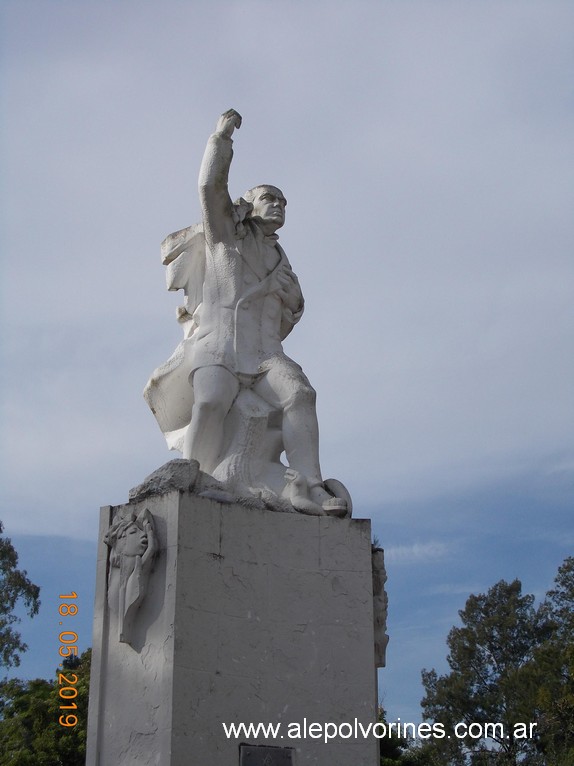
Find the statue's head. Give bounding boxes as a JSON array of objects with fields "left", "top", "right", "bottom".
[
  {"left": 243, "top": 185, "right": 287, "bottom": 233},
  {"left": 105, "top": 513, "right": 149, "bottom": 564},
  {"left": 120, "top": 521, "right": 149, "bottom": 557}
]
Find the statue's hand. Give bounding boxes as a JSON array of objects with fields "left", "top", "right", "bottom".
[
  {"left": 216, "top": 109, "right": 242, "bottom": 138},
  {"left": 274, "top": 265, "right": 301, "bottom": 310},
  {"left": 140, "top": 510, "right": 157, "bottom": 562},
  {"left": 284, "top": 468, "right": 301, "bottom": 485},
  {"left": 274, "top": 264, "right": 295, "bottom": 291}
]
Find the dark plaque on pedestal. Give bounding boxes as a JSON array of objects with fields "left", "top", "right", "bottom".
[{"left": 239, "top": 744, "right": 295, "bottom": 765}]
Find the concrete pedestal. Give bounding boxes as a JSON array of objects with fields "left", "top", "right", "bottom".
[{"left": 87, "top": 490, "right": 379, "bottom": 765}]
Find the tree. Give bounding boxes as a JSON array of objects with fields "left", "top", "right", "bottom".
[
  {"left": 545, "top": 556, "right": 574, "bottom": 637},
  {"left": 377, "top": 708, "right": 445, "bottom": 765},
  {"left": 420, "top": 579, "right": 549, "bottom": 765},
  {"left": 530, "top": 557, "right": 574, "bottom": 764},
  {"left": 0, "top": 648, "right": 91, "bottom": 766},
  {"left": 0, "top": 677, "right": 57, "bottom": 765},
  {"left": 0, "top": 521, "right": 41, "bottom": 669},
  {"left": 378, "top": 707, "right": 411, "bottom": 765}
]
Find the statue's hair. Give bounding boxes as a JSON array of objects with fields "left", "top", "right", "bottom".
[
  {"left": 104, "top": 512, "right": 146, "bottom": 566},
  {"left": 242, "top": 185, "right": 287, "bottom": 207}
]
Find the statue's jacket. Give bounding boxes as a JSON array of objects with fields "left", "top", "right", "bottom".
[
  {"left": 144, "top": 132, "right": 304, "bottom": 451},
  {"left": 195, "top": 223, "right": 297, "bottom": 374}
]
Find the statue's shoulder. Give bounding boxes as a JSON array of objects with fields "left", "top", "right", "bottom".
[{"left": 161, "top": 223, "right": 204, "bottom": 266}]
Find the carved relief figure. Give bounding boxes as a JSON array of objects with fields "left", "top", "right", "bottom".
[
  {"left": 104, "top": 508, "right": 157, "bottom": 644},
  {"left": 145, "top": 110, "right": 350, "bottom": 517},
  {"left": 372, "top": 546, "right": 389, "bottom": 668}
]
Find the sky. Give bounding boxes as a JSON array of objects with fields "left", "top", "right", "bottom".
[{"left": 1, "top": 0, "right": 573, "bottom": 727}]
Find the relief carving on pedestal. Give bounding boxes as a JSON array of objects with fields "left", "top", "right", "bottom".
[
  {"left": 104, "top": 508, "right": 157, "bottom": 645},
  {"left": 372, "top": 546, "right": 389, "bottom": 668}
]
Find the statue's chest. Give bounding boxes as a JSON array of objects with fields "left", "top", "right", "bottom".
[
  {"left": 205, "top": 239, "right": 281, "bottom": 308},
  {"left": 241, "top": 240, "right": 280, "bottom": 281}
]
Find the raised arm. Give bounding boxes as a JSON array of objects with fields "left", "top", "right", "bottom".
[{"left": 198, "top": 109, "right": 242, "bottom": 247}]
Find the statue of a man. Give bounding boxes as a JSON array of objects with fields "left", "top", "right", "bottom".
[{"left": 145, "top": 109, "right": 348, "bottom": 516}]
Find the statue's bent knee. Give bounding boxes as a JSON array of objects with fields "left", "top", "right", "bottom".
[
  {"left": 192, "top": 398, "right": 229, "bottom": 422},
  {"left": 284, "top": 383, "right": 317, "bottom": 410}
]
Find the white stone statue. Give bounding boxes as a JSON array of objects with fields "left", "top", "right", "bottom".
[{"left": 145, "top": 109, "right": 350, "bottom": 517}]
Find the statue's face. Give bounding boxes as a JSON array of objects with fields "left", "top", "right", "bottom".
[
  {"left": 121, "top": 524, "right": 148, "bottom": 557},
  {"left": 249, "top": 187, "right": 286, "bottom": 230}
]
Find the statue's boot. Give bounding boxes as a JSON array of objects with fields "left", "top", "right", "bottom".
[
  {"left": 321, "top": 496, "right": 348, "bottom": 518},
  {"left": 308, "top": 481, "right": 348, "bottom": 518},
  {"left": 283, "top": 471, "right": 325, "bottom": 515}
]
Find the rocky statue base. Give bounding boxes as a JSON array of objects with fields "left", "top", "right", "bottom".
[{"left": 86, "top": 462, "right": 380, "bottom": 766}]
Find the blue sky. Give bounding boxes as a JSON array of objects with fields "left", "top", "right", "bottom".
[{"left": 1, "top": 0, "right": 573, "bottom": 726}]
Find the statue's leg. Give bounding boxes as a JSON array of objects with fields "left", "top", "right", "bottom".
[
  {"left": 253, "top": 357, "right": 331, "bottom": 505},
  {"left": 183, "top": 365, "right": 239, "bottom": 474}
]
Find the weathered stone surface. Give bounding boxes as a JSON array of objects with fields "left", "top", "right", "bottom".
[
  {"left": 104, "top": 507, "right": 157, "bottom": 645},
  {"left": 87, "top": 493, "right": 379, "bottom": 765},
  {"left": 239, "top": 744, "right": 295, "bottom": 765},
  {"left": 128, "top": 458, "right": 200, "bottom": 502},
  {"left": 372, "top": 547, "right": 390, "bottom": 668}
]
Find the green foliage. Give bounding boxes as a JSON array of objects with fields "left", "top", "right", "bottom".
[
  {"left": 0, "top": 649, "right": 91, "bottom": 766},
  {"left": 530, "top": 557, "right": 574, "bottom": 763},
  {"left": 396, "top": 742, "right": 445, "bottom": 766},
  {"left": 419, "top": 559, "right": 574, "bottom": 765},
  {"left": 377, "top": 708, "right": 444, "bottom": 765},
  {"left": 0, "top": 521, "right": 41, "bottom": 669},
  {"left": 378, "top": 707, "right": 410, "bottom": 765},
  {"left": 545, "top": 556, "right": 574, "bottom": 637}
]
